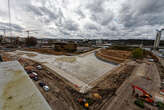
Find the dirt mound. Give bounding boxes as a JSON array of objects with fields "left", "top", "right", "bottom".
[{"left": 96, "top": 49, "right": 132, "bottom": 64}]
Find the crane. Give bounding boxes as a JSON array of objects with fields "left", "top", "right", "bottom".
[{"left": 154, "top": 28, "right": 164, "bottom": 50}]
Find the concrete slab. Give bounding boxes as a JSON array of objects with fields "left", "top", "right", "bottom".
[
  {"left": 8, "top": 50, "right": 117, "bottom": 93},
  {"left": 0, "top": 61, "right": 52, "bottom": 110}
]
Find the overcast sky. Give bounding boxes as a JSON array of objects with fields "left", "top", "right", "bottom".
[{"left": 0, "top": 0, "right": 163, "bottom": 39}]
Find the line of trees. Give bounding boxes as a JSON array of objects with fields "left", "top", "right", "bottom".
[{"left": 25, "top": 37, "right": 37, "bottom": 47}]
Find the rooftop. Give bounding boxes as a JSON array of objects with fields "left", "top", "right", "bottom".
[{"left": 0, "top": 61, "right": 52, "bottom": 110}]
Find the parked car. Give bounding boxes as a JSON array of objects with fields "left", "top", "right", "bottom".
[
  {"left": 26, "top": 70, "right": 32, "bottom": 74},
  {"left": 32, "top": 72, "right": 38, "bottom": 76},
  {"left": 148, "top": 59, "right": 154, "bottom": 62},
  {"left": 43, "top": 85, "right": 50, "bottom": 91},
  {"left": 39, "top": 82, "right": 50, "bottom": 92},
  {"left": 29, "top": 73, "right": 38, "bottom": 81},
  {"left": 33, "top": 77, "right": 39, "bottom": 81},
  {"left": 29, "top": 73, "right": 36, "bottom": 78},
  {"left": 36, "top": 65, "right": 42, "bottom": 70},
  {"left": 39, "top": 82, "right": 46, "bottom": 87}
]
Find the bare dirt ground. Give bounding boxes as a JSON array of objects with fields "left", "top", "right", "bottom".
[
  {"left": 2, "top": 47, "right": 162, "bottom": 110},
  {"left": 24, "top": 48, "right": 68, "bottom": 56},
  {"left": 1, "top": 51, "right": 136, "bottom": 110},
  {"left": 104, "top": 62, "right": 161, "bottom": 110},
  {"left": 96, "top": 49, "right": 132, "bottom": 64},
  {"left": 24, "top": 47, "right": 96, "bottom": 56}
]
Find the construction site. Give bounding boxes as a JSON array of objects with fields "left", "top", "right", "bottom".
[
  {"left": 1, "top": 39, "right": 164, "bottom": 110},
  {"left": 0, "top": 0, "right": 164, "bottom": 110}
]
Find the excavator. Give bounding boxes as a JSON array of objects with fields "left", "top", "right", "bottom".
[
  {"left": 132, "top": 85, "right": 154, "bottom": 105},
  {"left": 132, "top": 85, "right": 164, "bottom": 109}
]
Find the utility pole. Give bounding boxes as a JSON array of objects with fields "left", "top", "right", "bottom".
[{"left": 8, "top": 0, "right": 12, "bottom": 42}]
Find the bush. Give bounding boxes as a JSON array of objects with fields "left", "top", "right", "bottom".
[
  {"left": 134, "top": 99, "right": 144, "bottom": 108},
  {"left": 156, "top": 102, "right": 164, "bottom": 110},
  {"left": 132, "top": 48, "right": 144, "bottom": 59}
]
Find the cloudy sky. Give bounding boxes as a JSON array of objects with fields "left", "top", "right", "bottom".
[{"left": 0, "top": 0, "right": 163, "bottom": 39}]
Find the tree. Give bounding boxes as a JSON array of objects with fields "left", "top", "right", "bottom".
[
  {"left": 25, "top": 37, "right": 37, "bottom": 47},
  {"left": 132, "top": 48, "right": 144, "bottom": 59}
]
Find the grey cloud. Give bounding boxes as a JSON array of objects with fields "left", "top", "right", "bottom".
[
  {"left": 85, "top": 0, "right": 113, "bottom": 26},
  {"left": 75, "top": 9, "right": 85, "bottom": 18},
  {"left": 0, "top": 0, "right": 163, "bottom": 39},
  {"left": 0, "top": 22, "right": 24, "bottom": 32},
  {"left": 60, "top": 30, "right": 70, "bottom": 35},
  {"left": 63, "top": 20, "right": 79, "bottom": 31},
  {"left": 102, "top": 32, "right": 111, "bottom": 37},
  {"left": 44, "top": 32, "right": 55, "bottom": 37},
  {"left": 25, "top": 5, "right": 43, "bottom": 16},
  {"left": 39, "top": 7, "right": 57, "bottom": 20},
  {"left": 0, "top": 10, "right": 7, "bottom": 16},
  {"left": 119, "top": 0, "right": 164, "bottom": 28},
  {"left": 84, "top": 23, "right": 99, "bottom": 31},
  {"left": 91, "top": 11, "right": 113, "bottom": 26},
  {"left": 25, "top": 5, "right": 60, "bottom": 24},
  {"left": 134, "top": 0, "right": 164, "bottom": 15},
  {"left": 86, "top": 0, "right": 105, "bottom": 13}
]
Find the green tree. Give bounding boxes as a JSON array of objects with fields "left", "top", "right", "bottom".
[{"left": 132, "top": 48, "right": 144, "bottom": 59}]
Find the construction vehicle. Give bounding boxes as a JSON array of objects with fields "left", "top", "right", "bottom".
[
  {"left": 77, "top": 98, "right": 89, "bottom": 109},
  {"left": 132, "top": 85, "right": 164, "bottom": 109},
  {"left": 77, "top": 97, "right": 94, "bottom": 110},
  {"left": 132, "top": 85, "right": 154, "bottom": 105}
]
